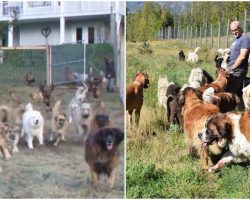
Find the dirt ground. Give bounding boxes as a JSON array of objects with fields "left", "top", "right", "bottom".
[{"left": 0, "top": 84, "right": 124, "bottom": 198}]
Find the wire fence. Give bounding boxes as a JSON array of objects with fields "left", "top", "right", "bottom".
[{"left": 155, "top": 10, "right": 250, "bottom": 49}]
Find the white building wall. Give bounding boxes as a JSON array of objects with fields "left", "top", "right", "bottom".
[{"left": 20, "top": 23, "right": 60, "bottom": 46}]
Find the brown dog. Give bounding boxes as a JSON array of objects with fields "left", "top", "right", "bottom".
[
  {"left": 179, "top": 87, "right": 224, "bottom": 170},
  {"left": 49, "top": 100, "right": 69, "bottom": 146},
  {"left": 197, "top": 68, "right": 229, "bottom": 94},
  {"left": 85, "top": 127, "right": 124, "bottom": 188},
  {"left": 126, "top": 72, "right": 149, "bottom": 129},
  {"left": 39, "top": 81, "right": 55, "bottom": 109}
]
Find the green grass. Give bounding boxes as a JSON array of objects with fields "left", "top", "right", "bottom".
[{"left": 126, "top": 39, "right": 250, "bottom": 198}]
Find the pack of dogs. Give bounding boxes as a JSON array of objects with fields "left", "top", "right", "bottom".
[
  {"left": 0, "top": 76, "right": 124, "bottom": 189},
  {"left": 127, "top": 47, "right": 250, "bottom": 174}
]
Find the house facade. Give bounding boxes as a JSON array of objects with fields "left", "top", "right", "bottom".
[{"left": 0, "top": 1, "right": 124, "bottom": 47}]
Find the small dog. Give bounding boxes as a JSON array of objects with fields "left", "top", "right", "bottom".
[
  {"left": 85, "top": 127, "right": 124, "bottom": 188},
  {"left": 126, "top": 72, "right": 149, "bottom": 129},
  {"left": 25, "top": 72, "right": 36, "bottom": 86},
  {"left": 187, "top": 47, "right": 200, "bottom": 63},
  {"left": 49, "top": 100, "right": 68, "bottom": 146},
  {"left": 21, "top": 103, "right": 44, "bottom": 149},
  {"left": 39, "top": 81, "right": 55, "bottom": 109},
  {"left": 179, "top": 50, "right": 185, "bottom": 61}
]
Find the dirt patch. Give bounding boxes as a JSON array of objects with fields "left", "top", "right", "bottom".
[{"left": 0, "top": 85, "right": 124, "bottom": 198}]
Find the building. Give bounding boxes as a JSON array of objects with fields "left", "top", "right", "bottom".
[
  {"left": 0, "top": 1, "right": 124, "bottom": 46},
  {"left": 0, "top": 1, "right": 125, "bottom": 102}
]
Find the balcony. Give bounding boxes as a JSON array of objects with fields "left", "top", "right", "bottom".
[{"left": 0, "top": 1, "right": 124, "bottom": 21}]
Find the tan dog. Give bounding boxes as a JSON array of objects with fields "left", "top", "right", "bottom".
[
  {"left": 179, "top": 87, "right": 224, "bottom": 170},
  {"left": 49, "top": 100, "right": 69, "bottom": 146},
  {"left": 126, "top": 72, "right": 149, "bottom": 129},
  {"left": 242, "top": 84, "right": 250, "bottom": 110},
  {"left": 197, "top": 68, "right": 229, "bottom": 94}
]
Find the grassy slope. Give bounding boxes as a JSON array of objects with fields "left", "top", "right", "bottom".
[{"left": 126, "top": 40, "right": 250, "bottom": 198}]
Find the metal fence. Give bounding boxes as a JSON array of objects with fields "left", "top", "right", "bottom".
[
  {"left": 49, "top": 43, "right": 114, "bottom": 85},
  {"left": 0, "top": 46, "right": 47, "bottom": 86},
  {"left": 155, "top": 10, "right": 250, "bottom": 49}
]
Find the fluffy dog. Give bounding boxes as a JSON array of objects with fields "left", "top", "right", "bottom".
[
  {"left": 126, "top": 72, "right": 149, "bottom": 129},
  {"left": 157, "top": 76, "right": 170, "bottom": 109},
  {"left": 242, "top": 84, "right": 250, "bottom": 110},
  {"left": 0, "top": 122, "right": 19, "bottom": 161},
  {"left": 85, "top": 127, "right": 124, "bottom": 188},
  {"left": 21, "top": 103, "right": 44, "bottom": 149},
  {"left": 197, "top": 68, "right": 229, "bottom": 94},
  {"left": 215, "top": 48, "right": 231, "bottom": 75},
  {"left": 179, "top": 50, "right": 185, "bottom": 61},
  {"left": 188, "top": 67, "right": 205, "bottom": 88},
  {"left": 25, "top": 72, "right": 36, "bottom": 86},
  {"left": 49, "top": 100, "right": 69, "bottom": 146},
  {"left": 187, "top": 47, "right": 200, "bottom": 63},
  {"left": 202, "top": 87, "right": 240, "bottom": 113},
  {"left": 198, "top": 112, "right": 250, "bottom": 173},
  {"left": 179, "top": 87, "right": 224, "bottom": 170}
]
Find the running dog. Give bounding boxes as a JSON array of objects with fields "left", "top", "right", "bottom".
[
  {"left": 21, "top": 103, "right": 44, "bottom": 149},
  {"left": 85, "top": 127, "right": 124, "bottom": 188},
  {"left": 187, "top": 47, "right": 200, "bottom": 63}
]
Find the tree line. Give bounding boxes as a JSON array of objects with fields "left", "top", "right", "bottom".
[{"left": 127, "top": 2, "right": 250, "bottom": 42}]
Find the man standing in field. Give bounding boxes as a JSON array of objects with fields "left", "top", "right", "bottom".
[{"left": 226, "top": 20, "right": 250, "bottom": 110}]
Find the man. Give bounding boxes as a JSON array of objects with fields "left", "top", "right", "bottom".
[
  {"left": 226, "top": 20, "right": 250, "bottom": 110},
  {"left": 104, "top": 57, "right": 115, "bottom": 92}
]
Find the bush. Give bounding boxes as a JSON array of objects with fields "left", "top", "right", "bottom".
[{"left": 137, "top": 41, "right": 153, "bottom": 54}]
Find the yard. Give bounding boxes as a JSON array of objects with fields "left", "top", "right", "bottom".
[{"left": 126, "top": 40, "right": 250, "bottom": 198}]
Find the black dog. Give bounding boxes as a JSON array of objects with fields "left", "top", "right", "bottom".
[{"left": 179, "top": 50, "right": 185, "bottom": 61}]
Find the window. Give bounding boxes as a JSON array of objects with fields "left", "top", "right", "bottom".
[
  {"left": 88, "top": 27, "right": 94, "bottom": 44},
  {"left": 27, "top": 1, "right": 51, "bottom": 7},
  {"left": 76, "top": 28, "right": 82, "bottom": 43}
]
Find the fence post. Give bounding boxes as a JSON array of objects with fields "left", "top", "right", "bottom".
[
  {"left": 190, "top": 26, "right": 193, "bottom": 48},
  {"left": 205, "top": 22, "right": 207, "bottom": 45},
  {"left": 226, "top": 19, "right": 229, "bottom": 47},
  {"left": 195, "top": 27, "right": 198, "bottom": 47},
  {"left": 211, "top": 24, "right": 213, "bottom": 48},
  {"left": 177, "top": 25, "right": 180, "bottom": 39},
  {"left": 200, "top": 26, "right": 202, "bottom": 46},
  {"left": 187, "top": 25, "right": 189, "bottom": 41},
  {"left": 244, "top": 10, "right": 247, "bottom": 33},
  {"left": 218, "top": 21, "right": 221, "bottom": 49},
  {"left": 165, "top": 27, "right": 167, "bottom": 39},
  {"left": 46, "top": 45, "right": 51, "bottom": 85},
  {"left": 183, "top": 27, "right": 185, "bottom": 41}
]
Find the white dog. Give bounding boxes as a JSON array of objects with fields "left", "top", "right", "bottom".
[
  {"left": 187, "top": 67, "right": 205, "bottom": 88},
  {"left": 218, "top": 48, "right": 231, "bottom": 69},
  {"left": 242, "top": 84, "right": 250, "bottom": 110},
  {"left": 157, "top": 76, "right": 170, "bottom": 109},
  {"left": 187, "top": 47, "right": 200, "bottom": 63},
  {"left": 21, "top": 103, "right": 44, "bottom": 149},
  {"left": 68, "top": 84, "right": 88, "bottom": 123}
]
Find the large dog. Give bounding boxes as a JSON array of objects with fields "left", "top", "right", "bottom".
[
  {"left": 202, "top": 87, "right": 240, "bottom": 113},
  {"left": 242, "top": 84, "right": 250, "bottom": 110},
  {"left": 73, "top": 102, "right": 93, "bottom": 141},
  {"left": 49, "top": 100, "right": 69, "bottom": 146},
  {"left": 179, "top": 87, "right": 224, "bottom": 170},
  {"left": 197, "top": 68, "right": 229, "bottom": 94},
  {"left": 126, "top": 72, "right": 149, "bottom": 129},
  {"left": 187, "top": 47, "right": 200, "bottom": 63},
  {"left": 85, "top": 127, "right": 124, "bottom": 188},
  {"left": 198, "top": 112, "right": 250, "bottom": 173},
  {"left": 21, "top": 103, "right": 44, "bottom": 149},
  {"left": 157, "top": 76, "right": 170, "bottom": 109}
]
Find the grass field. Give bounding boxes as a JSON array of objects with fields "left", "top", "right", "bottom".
[{"left": 126, "top": 39, "right": 250, "bottom": 198}]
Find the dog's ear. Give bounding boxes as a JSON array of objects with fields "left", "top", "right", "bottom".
[{"left": 113, "top": 128, "right": 124, "bottom": 144}]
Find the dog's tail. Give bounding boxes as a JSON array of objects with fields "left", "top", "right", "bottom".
[
  {"left": 194, "top": 47, "right": 200, "bottom": 54},
  {"left": 0, "top": 105, "right": 12, "bottom": 122},
  {"left": 52, "top": 100, "right": 61, "bottom": 117}
]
